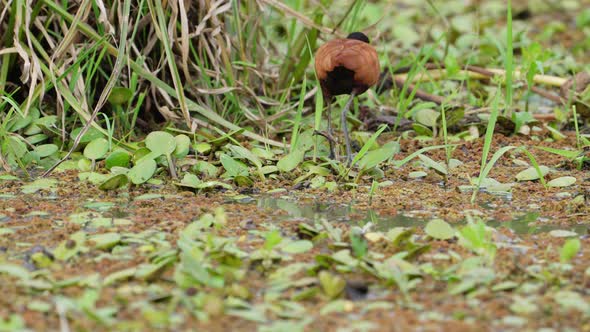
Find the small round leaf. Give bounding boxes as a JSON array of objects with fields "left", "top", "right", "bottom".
[
  {"left": 99, "top": 173, "right": 129, "bottom": 190},
  {"left": 194, "top": 142, "right": 212, "bottom": 154},
  {"left": 128, "top": 159, "right": 157, "bottom": 184},
  {"left": 173, "top": 134, "right": 191, "bottom": 159},
  {"left": 132, "top": 147, "right": 152, "bottom": 163},
  {"left": 105, "top": 150, "right": 131, "bottom": 169},
  {"left": 84, "top": 138, "right": 109, "bottom": 160},
  {"left": 425, "top": 218, "right": 455, "bottom": 240},
  {"left": 547, "top": 176, "right": 576, "bottom": 187},
  {"left": 145, "top": 131, "right": 176, "bottom": 156},
  {"left": 77, "top": 158, "right": 92, "bottom": 172},
  {"left": 515, "top": 166, "right": 550, "bottom": 181},
  {"left": 34, "top": 144, "right": 59, "bottom": 158},
  {"left": 71, "top": 127, "right": 103, "bottom": 145}
]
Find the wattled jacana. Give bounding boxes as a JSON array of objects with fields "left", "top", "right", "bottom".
[{"left": 314, "top": 32, "right": 380, "bottom": 165}]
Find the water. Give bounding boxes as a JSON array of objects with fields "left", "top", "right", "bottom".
[{"left": 256, "top": 197, "right": 588, "bottom": 235}]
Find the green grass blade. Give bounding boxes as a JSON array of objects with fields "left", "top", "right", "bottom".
[
  {"left": 472, "top": 86, "right": 502, "bottom": 203},
  {"left": 536, "top": 146, "right": 580, "bottom": 160},
  {"left": 148, "top": 0, "right": 190, "bottom": 127},
  {"left": 41, "top": 0, "right": 285, "bottom": 148},
  {"left": 290, "top": 76, "right": 306, "bottom": 153},
  {"left": 518, "top": 147, "right": 548, "bottom": 188},
  {"left": 394, "top": 144, "right": 456, "bottom": 168},
  {"left": 479, "top": 145, "right": 516, "bottom": 182},
  {"left": 350, "top": 124, "right": 388, "bottom": 167},
  {"left": 504, "top": 0, "right": 513, "bottom": 114}
]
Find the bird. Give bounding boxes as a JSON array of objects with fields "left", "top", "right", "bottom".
[{"left": 314, "top": 32, "right": 380, "bottom": 165}]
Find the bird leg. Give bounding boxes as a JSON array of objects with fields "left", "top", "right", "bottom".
[
  {"left": 341, "top": 91, "right": 356, "bottom": 166},
  {"left": 326, "top": 102, "right": 335, "bottom": 159},
  {"left": 312, "top": 101, "right": 337, "bottom": 159},
  {"left": 312, "top": 129, "right": 337, "bottom": 153}
]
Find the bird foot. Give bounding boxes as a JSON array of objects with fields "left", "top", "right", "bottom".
[
  {"left": 313, "top": 130, "right": 337, "bottom": 159},
  {"left": 312, "top": 130, "right": 336, "bottom": 143}
]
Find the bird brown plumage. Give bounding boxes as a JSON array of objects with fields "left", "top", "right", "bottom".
[{"left": 314, "top": 32, "right": 380, "bottom": 164}]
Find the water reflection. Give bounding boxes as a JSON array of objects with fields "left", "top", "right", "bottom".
[{"left": 257, "top": 197, "right": 588, "bottom": 235}]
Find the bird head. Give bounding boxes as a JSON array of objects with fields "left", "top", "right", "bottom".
[{"left": 346, "top": 32, "right": 370, "bottom": 44}]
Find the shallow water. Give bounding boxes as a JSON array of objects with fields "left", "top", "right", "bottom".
[{"left": 256, "top": 197, "right": 588, "bottom": 235}]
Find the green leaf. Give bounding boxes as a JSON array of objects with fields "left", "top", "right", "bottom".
[
  {"left": 98, "top": 173, "right": 129, "bottom": 190},
  {"left": 320, "top": 300, "right": 349, "bottom": 315},
  {"left": 128, "top": 159, "right": 157, "bottom": 184},
  {"left": 54, "top": 231, "right": 87, "bottom": 261},
  {"left": 549, "top": 229, "right": 578, "bottom": 238},
  {"left": 0, "top": 174, "right": 19, "bottom": 181},
  {"left": 21, "top": 178, "right": 57, "bottom": 194},
  {"left": 393, "top": 144, "right": 452, "bottom": 168},
  {"left": 88, "top": 233, "right": 121, "bottom": 250},
  {"left": 34, "top": 144, "right": 58, "bottom": 158},
  {"left": 408, "top": 171, "right": 427, "bottom": 179},
  {"left": 229, "top": 144, "right": 262, "bottom": 169},
  {"left": 4, "top": 136, "right": 28, "bottom": 158},
  {"left": 309, "top": 175, "right": 325, "bottom": 189},
  {"left": 220, "top": 153, "right": 249, "bottom": 177},
  {"left": 418, "top": 154, "right": 447, "bottom": 175},
  {"left": 0, "top": 228, "right": 15, "bottom": 236},
  {"left": 351, "top": 124, "right": 389, "bottom": 167},
  {"left": 457, "top": 221, "right": 496, "bottom": 261},
  {"left": 27, "top": 300, "right": 52, "bottom": 313},
  {"left": 71, "top": 126, "right": 103, "bottom": 145},
  {"left": 32, "top": 115, "right": 57, "bottom": 131},
  {"left": 234, "top": 175, "right": 254, "bottom": 187},
  {"left": 260, "top": 165, "right": 279, "bottom": 175},
  {"left": 350, "top": 233, "right": 368, "bottom": 259},
  {"left": 104, "top": 267, "right": 137, "bottom": 286},
  {"left": 277, "top": 150, "right": 304, "bottom": 172},
  {"left": 560, "top": 238, "right": 581, "bottom": 263},
  {"left": 145, "top": 131, "right": 176, "bottom": 156},
  {"left": 414, "top": 109, "right": 439, "bottom": 128},
  {"left": 194, "top": 142, "right": 212, "bottom": 154},
  {"left": 196, "top": 181, "right": 233, "bottom": 190},
  {"left": 515, "top": 166, "right": 549, "bottom": 181},
  {"left": 511, "top": 111, "right": 535, "bottom": 132},
  {"left": 281, "top": 240, "right": 313, "bottom": 254},
  {"left": 173, "top": 134, "right": 191, "bottom": 159},
  {"left": 227, "top": 307, "right": 267, "bottom": 323},
  {"left": 0, "top": 263, "right": 30, "bottom": 280},
  {"left": 536, "top": 146, "right": 580, "bottom": 159},
  {"left": 77, "top": 158, "right": 92, "bottom": 172},
  {"left": 78, "top": 171, "right": 106, "bottom": 184},
  {"left": 107, "top": 86, "right": 133, "bottom": 105},
  {"left": 135, "top": 260, "right": 173, "bottom": 280},
  {"left": 451, "top": 14, "right": 474, "bottom": 33},
  {"left": 553, "top": 290, "right": 590, "bottom": 313},
  {"left": 493, "top": 281, "right": 519, "bottom": 292},
  {"left": 444, "top": 55, "right": 460, "bottom": 76},
  {"left": 179, "top": 173, "right": 201, "bottom": 187},
  {"left": 576, "top": 8, "right": 590, "bottom": 27},
  {"left": 252, "top": 147, "right": 275, "bottom": 160},
  {"left": 318, "top": 271, "right": 345, "bottom": 299},
  {"left": 7, "top": 113, "right": 33, "bottom": 132},
  {"left": 263, "top": 230, "right": 282, "bottom": 250},
  {"left": 358, "top": 141, "right": 397, "bottom": 171},
  {"left": 84, "top": 138, "right": 109, "bottom": 160},
  {"left": 547, "top": 176, "right": 576, "bottom": 187},
  {"left": 105, "top": 150, "right": 131, "bottom": 169},
  {"left": 425, "top": 219, "right": 455, "bottom": 240},
  {"left": 26, "top": 134, "right": 47, "bottom": 146},
  {"left": 412, "top": 123, "right": 433, "bottom": 137},
  {"left": 132, "top": 147, "right": 152, "bottom": 163}
]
